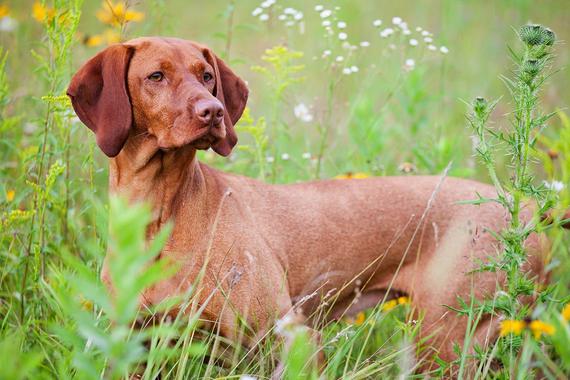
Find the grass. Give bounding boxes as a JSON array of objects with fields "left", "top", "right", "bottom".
[{"left": 1, "top": 1, "right": 570, "bottom": 379}]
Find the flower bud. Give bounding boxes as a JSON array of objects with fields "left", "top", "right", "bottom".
[
  {"left": 522, "top": 59, "right": 541, "bottom": 76},
  {"left": 519, "top": 24, "right": 543, "bottom": 46},
  {"left": 542, "top": 27, "right": 555, "bottom": 46},
  {"left": 473, "top": 96, "right": 488, "bottom": 117}
]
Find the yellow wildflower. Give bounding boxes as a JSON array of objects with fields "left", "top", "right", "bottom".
[
  {"left": 0, "top": 4, "right": 10, "bottom": 18},
  {"left": 6, "top": 189, "right": 15, "bottom": 202},
  {"left": 499, "top": 319, "right": 526, "bottom": 336},
  {"left": 84, "top": 34, "right": 105, "bottom": 47},
  {"left": 103, "top": 28, "right": 121, "bottom": 44},
  {"left": 397, "top": 296, "right": 410, "bottom": 305},
  {"left": 32, "top": 2, "right": 56, "bottom": 23},
  {"left": 382, "top": 299, "right": 398, "bottom": 312},
  {"left": 334, "top": 172, "right": 369, "bottom": 180},
  {"left": 79, "top": 294, "right": 94, "bottom": 311},
  {"left": 562, "top": 303, "right": 570, "bottom": 322},
  {"left": 96, "top": 1, "right": 144, "bottom": 27},
  {"left": 529, "top": 320, "right": 555, "bottom": 339},
  {"left": 354, "top": 312, "right": 366, "bottom": 326}
]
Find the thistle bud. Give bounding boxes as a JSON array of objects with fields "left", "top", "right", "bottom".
[
  {"left": 522, "top": 59, "right": 541, "bottom": 76},
  {"left": 519, "top": 24, "right": 543, "bottom": 46},
  {"left": 542, "top": 27, "right": 555, "bottom": 46},
  {"left": 473, "top": 96, "right": 488, "bottom": 118}
]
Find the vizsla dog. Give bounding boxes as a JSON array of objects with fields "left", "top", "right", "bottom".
[{"left": 67, "top": 37, "right": 547, "bottom": 370}]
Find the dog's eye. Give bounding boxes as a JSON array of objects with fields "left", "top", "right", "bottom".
[
  {"left": 203, "top": 72, "right": 213, "bottom": 82},
  {"left": 148, "top": 71, "right": 164, "bottom": 82}
]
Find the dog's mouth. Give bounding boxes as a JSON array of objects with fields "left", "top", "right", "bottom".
[{"left": 191, "top": 134, "right": 219, "bottom": 150}]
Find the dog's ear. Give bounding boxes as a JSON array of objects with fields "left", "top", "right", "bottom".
[
  {"left": 67, "top": 44, "right": 134, "bottom": 157},
  {"left": 203, "top": 49, "right": 248, "bottom": 156}
]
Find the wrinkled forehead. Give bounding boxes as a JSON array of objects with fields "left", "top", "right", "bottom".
[{"left": 126, "top": 37, "right": 210, "bottom": 73}]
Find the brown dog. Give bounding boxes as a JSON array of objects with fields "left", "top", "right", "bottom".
[{"left": 67, "top": 37, "right": 547, "bottom": 370}]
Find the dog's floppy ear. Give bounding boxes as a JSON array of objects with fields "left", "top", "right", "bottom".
[
  {"left": 67, "top": 44, "right": 134, "bottom": 157},
  {"left": 203, "top": 49, "right": 248, "bottom": 156}
]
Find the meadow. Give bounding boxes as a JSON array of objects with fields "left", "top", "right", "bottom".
[{"left": 1, "top": 0, "right": 570, "bottom": 379}]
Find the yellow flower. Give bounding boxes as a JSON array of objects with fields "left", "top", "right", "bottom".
[
  {"left": 6, "top": 189, "right": 15, "bottom": 202},
  {"left": 79, "top": 294, "right": 94, "bottom": 311},
  {"left": 354, "top": 312, "right": 366, "bottom": 326},
  {"left": 103, "top": 28, "right": 121, "bottom": 44},
  {"left": 0, "top": 4, "right": 10, "bottom": 18},
  {"left": 397, "top": 296, "right": 410, "bottom": 305},
  {"left": 96, "top": 1, "right": 144, "bottom": 27},
  {"left": 529, "top": 320, "right": 555, "bottom": 339},
  {"left": 84, "top": 34, "right": 105, "bottom": 47},
  {"left": 499, "top": 319, "right": 526, "bottom": 336},
  {"left": 32, "top": 2, "right": 56, "bottom": 23},
  {"left": 382, "top": 299, "right": 398, "bottom": 312},
  {"left": 562, "top": 303, "right": 570, "bottom": 322},
  {"left": 334, "top": 172, "right": 369, "bottom": 180}
]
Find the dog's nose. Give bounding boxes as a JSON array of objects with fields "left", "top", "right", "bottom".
[{"left": 195, "top": 99, "right": 224, "bottom": 126}]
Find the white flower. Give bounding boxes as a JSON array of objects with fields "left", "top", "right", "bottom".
[
  {"left": 285, "top": 20, "right": 294, "bottom": 27},
  {"left": 380, "top": 28, "right": 394, "bottom": 38},
  {"left": 404, "top": 58, "right": 415, "bottom": 71},
  {"left": 399, "top": 22, "right": 408, "bottom": 30},
  {"left": 278, "top": 14, "right": 286, "bottom": 20},
  {"left": 440, "top": 46, "right": 449, "bottom": 54},
  {"left": 259, "top": 14, "right": 269, "bottom": 21},
  {"left": 416, "top": 26, "right": 423, "bottom": 32},
  {"left": 302, "top": 152, "right": 311, "bottom": 159},
  {"left": 252, "top": 7, "right": 263, "bottom": 17},
  {"left": 322, "top": 20, "right": 331, "bottom": 27},
  {"left": 322, "top": 49, "right": 331, "bottom": 57},
  {"left": 337, "top": 21, "right": 347, "bottom": 29},
  {"left": 315, "top": 5, "right": 324, "bottom": 12},
  {"left": 373, "top": 19, "right": 382, "bottom": 27},
  {"left": 392, "top": 16, "right": 402, "bottom": 25},
  {"left": 428, "top": 44, "right": 437, "bottom": 51},
  {"left": 350, "top": 65, "right": 359, "bottom": 73},
  {"left": 424, "top": 36, "right": 433, "bottom": 43},
  {"left": 294, "top": 103, "right": 314, "bottom": 123},
  {"left": 266, "top": 156, "right": 275, "bottom": 163},
  {"left": 360, "top": 41, "right": 370, "bottom": 47},
  {"left": 260, "top": 0, "right": 275, "bottom": 8},
  {"left": 240, "top": 376, "right": 257, "bottom": 380},
  {"left": 403, "top": 29, "right": 411, "bottom": 35},
  {"left": 421, "top": 30, "right": 430, "bottom": 36},
  {"left": 544, "top": 180, "right": 565, "bottom": 192},
  {"left": 294, "top": 12, "right": 303, "bottom": 20},
  {"left": 281, "top": 153, "right": 290, "bottom": 160},
  {"left": 342, "top": 67, "right": 351, "bottom": 75},
  {"left": 338, "top": 32, "right": 347, "bottom": 40},
  {"left": 335, "top": 55, "right": 344, "bottom": 62},
  {"left": 284, "top": 7, "right": 296, "bottom": 14},
  {"left": 320, "top": 9, "right": 332, "bottom": 18},
  {"left": 0, "top": 17, "right": 17, "bottom": 32},
  {"left": 409, "top": 38, "right": 418, "bottom": 46}
]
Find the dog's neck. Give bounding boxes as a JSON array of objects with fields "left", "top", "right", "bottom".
[{"left": 109, "top": 132, "right": 206, "bottom": 233}]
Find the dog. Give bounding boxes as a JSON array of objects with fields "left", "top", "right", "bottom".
[{"left": 67, "top": 37, "right": 548, "bottom": 371}]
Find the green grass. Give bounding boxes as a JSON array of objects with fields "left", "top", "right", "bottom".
[{"left": 1, "top": 1, "right": 570, "bottom": 379}]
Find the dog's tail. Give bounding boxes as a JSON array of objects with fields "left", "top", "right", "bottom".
[{"left": 541, "top": 209, "right": 570, "bottom": 229}]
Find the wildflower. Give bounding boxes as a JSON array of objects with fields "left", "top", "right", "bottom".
[
  {"left": 382, "top": 299, "right": 398, "bottom": 311},
  {"left": 322, "top": 49, "right": 331, "bottom": 57},
  {"left": 259, "top": 14, "right": 269, "bottom": 21},
  {"left": 335, "top": 172, "right": 369, "bottom": 179},
  {"left": 6, "top": 189, "right": 15, "bottom": 202},
  {"left": 335, "top": 55, "right": 344, "bottom": 62},
  {"left": 397, "top": 296, "right": 410, "bottom": 305},
  {"left": 380, "top": 28, "right": 394, "bottom": 38},
  {"left": 322, "top": 20, "right": 331, "bottom": 27},
  {"left": 416, "top": 26, "right": 422, "bottom": 32},
  {"left": 278, "top": 14, "right": 286, "bottom": 21},
  {"left": 542, "top": 27, "right": 555, "bottom": 46},
  {"left": 409, "top": 39, "right": 418, "bottom": 46},
  {"left": 398, "top": 162, "right": 416, "bottom": 173},
  {"left": 302, "top": 152, "right": 311, "bottom": 159},
  {"left": 338, "top": 32, "right": 347, "bottom": 40},
  {"left": 424, "top": 36, "right": 433, "bottom": 43},
  {"left": 403, "top": 29, "right": 411, "bottom": 35},
  {"left": 403, "top": 59, "right": 415, "bottom": 71},
  {"left": 372, "top": 19, "right": 382, "bottom": 27},
  {"left": 529, "top": 320, "right": 555, "bottom": 338},
  {"left": 354, "top": 312, "right": 366, "bottom": 325},
  {"left": 519, "top": 24, "right": 545, "bottom": 46},
  {"left": 281, "top": 153, "right": 290, "bottom": 161},
  {"left": 337, "top": 21, "right": 346, "bottom": 29},
  {"left": 342, "top": 67, "right": 351, "bottom": 75},
  {"left": 294, "top": 12, "right": 303, "bottom": 21},
  {"left": 543, "top": 180, "right": 564, "bottom": 192},
  {"left": 392, "top": 16, "right": 402, "bottom": 25},
  {"left": 252, "top": 7, "right": 263, "bottom": 17},
  {"left": 79, "top": 295, "right": 94, "bottom": 311},
  {"left": 421, "top": 30, "right": 430, "bottom": 36},
  {"left": 440, "top": 46, "right": 449, "bottom": 54},
  {"left": 240, "top": 376, "right": 257, "bottom": 380},
  {"left": 320, "top": 9, "right": 332, "bottom": 18},
  {"left": 500, "top": 320, "right": 526, "bottom": 336},
  {"left": 32, "top": 2, "right": 55, "bottom": 23},
  {"left": 260, "top": 0, "right": 275, "bottom": 8},
  {"left": 428, "top": 44, "right": 437, "bottom": 51},
  {"left": 266, "top": 156, "right": 275, "bottom": 163},
  {"left": 562, "top": 304, "right": 570, "bottom": 321},
  {"left": 284, "top": 7, "right": 295, "bottom": 14},
  {"left": 294, "top": 103, "right": 313, "bottom": 123},
  {"left": 84, "top": 34, "right": 105, "bottom": 47},
  {"left": 359, "top": 41, "right": 370, "bottom": 47},
  {"left": 350, "top": 65, "right": 359, "bottom": 73},
  {"left": 314, "top": 5, "right": 324, "bottom": 12},
  {"left": 0, "top": 4, "right": 9, "bottom": 18},
  {"left": 96, "top": 1, "right": 144, "bottom": 27},
  {"left": 0, "top": 15, "right": 15, "bottom": 32}
]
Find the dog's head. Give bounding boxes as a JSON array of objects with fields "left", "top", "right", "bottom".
[{"left": 67, "top": 37, "right": 248, "bottom": 157}]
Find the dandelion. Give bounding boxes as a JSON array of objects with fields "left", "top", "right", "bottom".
[
  {"left": 335, "top": 172, "right": 369, "bottom": 179},
  {"left": 302, "top": 152, "right": 311, "bottom": 159},
  {"left": 294, "top": 103, "right": 313, "bottom": 123},
  {"left": 428, "top": 44, "right": 437, "bottom": 51},
  {"left": 543, "top": 180, "right": 564, "bottom": 192},
  {"left": 529, "top": 320, "right": 555, "bottom": 339},
  {"left": 404, "top": 58, "right": 415, "bottom": 71},
  {"left": 320, "top": 9, "right": 332, "bottom": 18},
  {"left": 392, "top": 16, "right": 402, "bottom": 25},
  {"left": 562, "top": 304, "right": 570, "bottom": 321},
  {"left": 360, "top": 41, "right": 370, "bottom": 47},
  {"left": 6, "top": 189, "right": 15, "bottom": 202},
  {"left": 500, "top": 320, "right": 526, "bottom": 336},
  {"left": 335, "top": 55, "right": 344, "bottom": 62},
  {"left": 96, "top": 1, "right": 144, "bottom": 27},
  {"left": 372, "top": 19, "right": 382, "bottom": 27},
  {"left": 337, "top": 21, "right": 346, "bottom": 29},
  {"left": 338, "top": 32, "right": 347, "bottom": 40},
  {"left": 440, "top": 46, "right": 449, "bottom": 54},
  {"left": 259, "top": 14, "right": 269, "bottom": 21},
  {"left": 409, "top": 38, "right": 418, "bottom": 46},
  {"left": 252, "top": 7, "right": 263, "bottom": 17},
  {"left": 314, "top": 5, "right": 324, "bottom": 12},
  {"left": 32, "top": 2, "right": 55, "bottom": 23}
]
